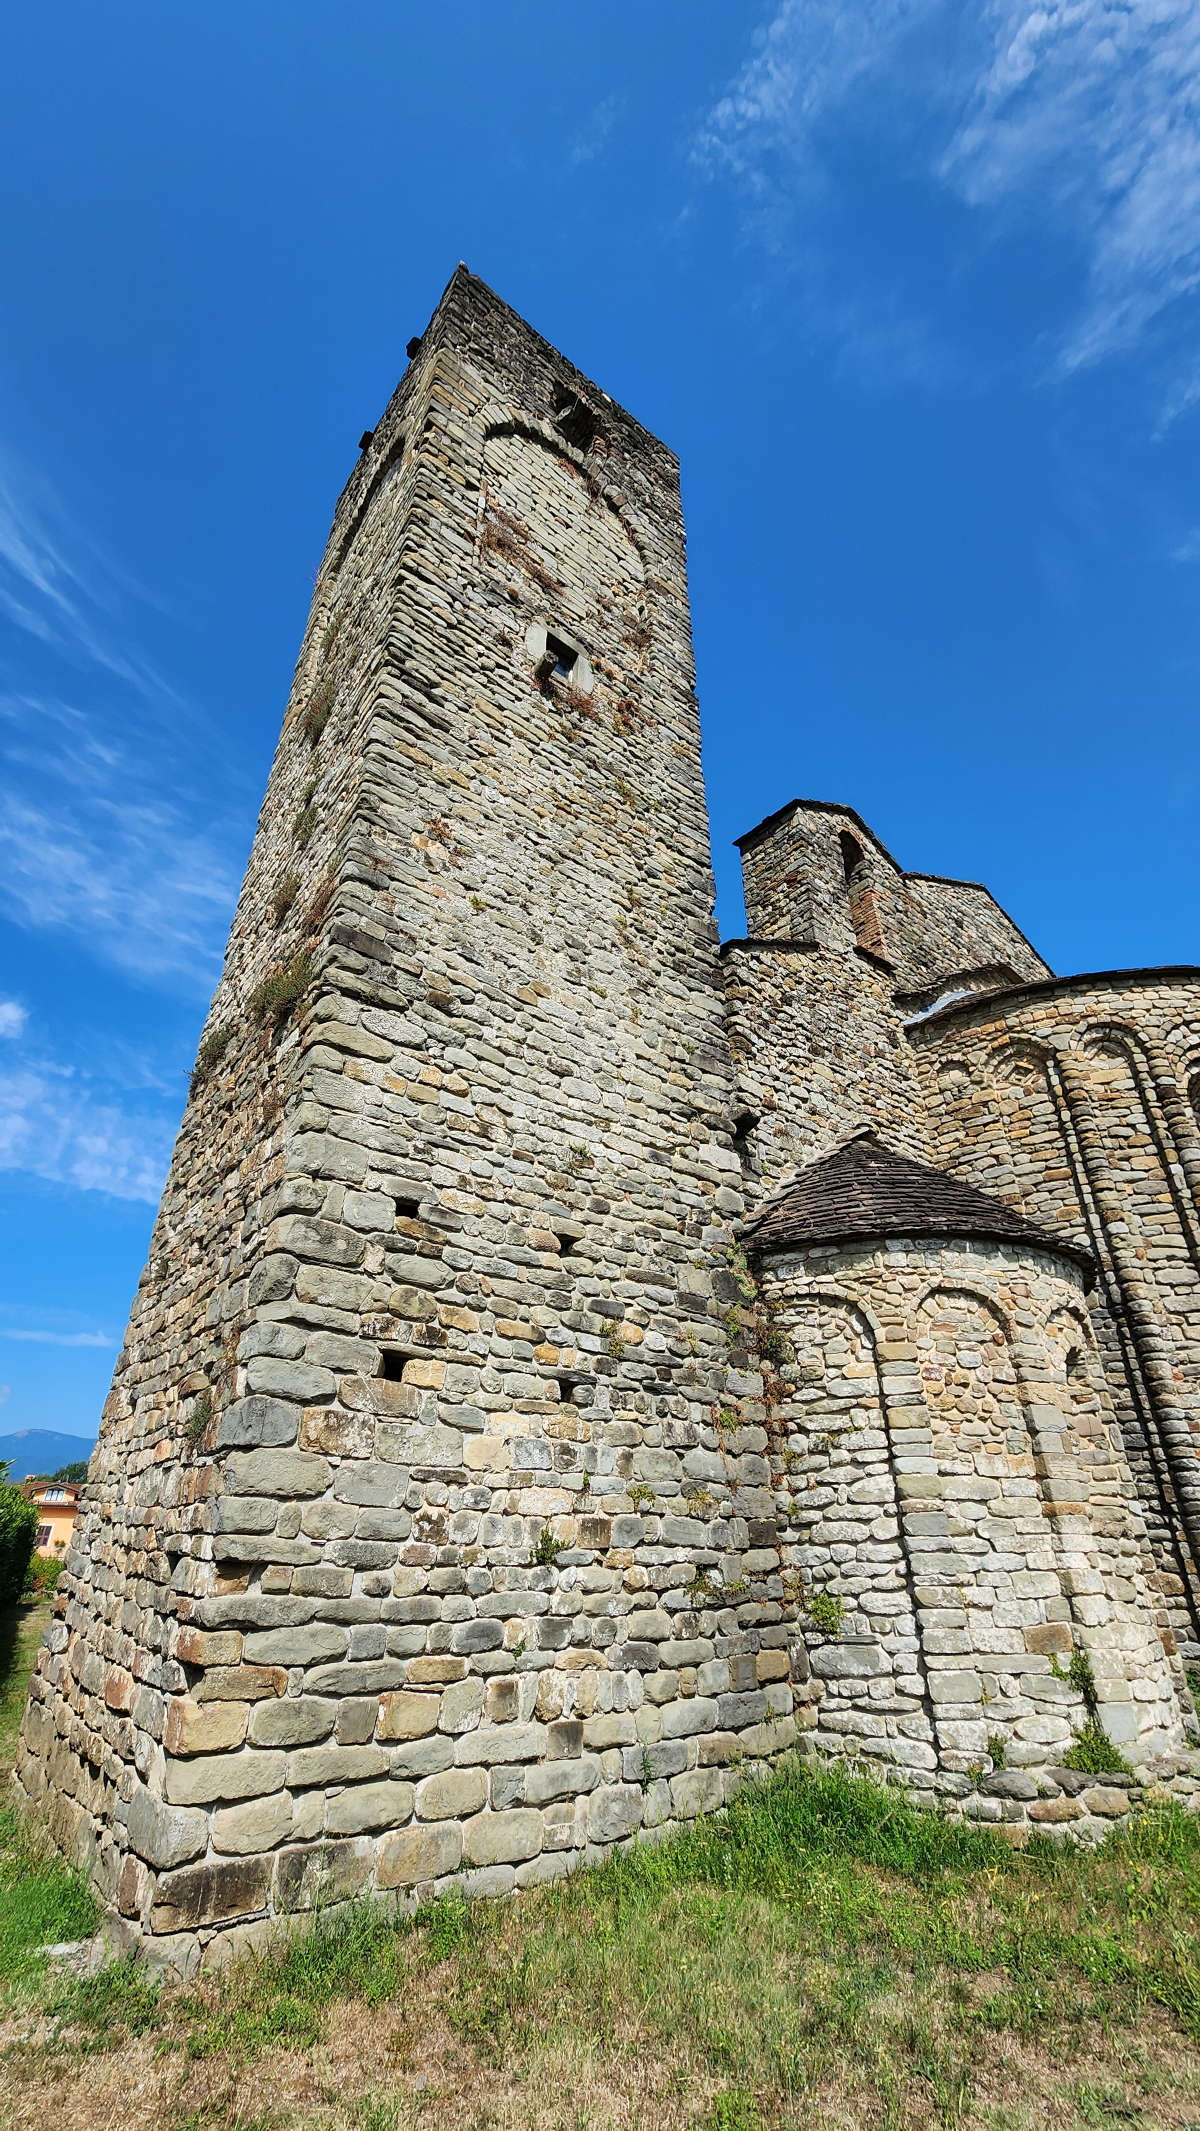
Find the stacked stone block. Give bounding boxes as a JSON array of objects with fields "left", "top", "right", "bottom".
[{"left": 759, "top": 1237, "right": 1187, "bottom": 1832}]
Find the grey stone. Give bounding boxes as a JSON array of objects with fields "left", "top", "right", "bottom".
[{"left": 214, "top": 1396, "right": 301, "bottom": 1451}]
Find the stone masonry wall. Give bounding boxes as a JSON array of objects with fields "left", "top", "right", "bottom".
[
  {"left": 755, "top": 1236, "right": 1196, "bottom": 1837},
  {"left": 912, "top": 973, "right": 1200, "bottom": 1664},
  {"left": 720, "top": 942, "right": 932, "bottom": 1188},
  {"left": 736, "top": 802, "right": 1050, "bottom": 993},
  {"left": 17, "top": 270, "right": 799, "bottom": 1971}
]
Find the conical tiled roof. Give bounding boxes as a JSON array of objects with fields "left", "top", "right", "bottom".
[{"left": 740, "top": 1130, "right": 1093, "bottom": 1275}]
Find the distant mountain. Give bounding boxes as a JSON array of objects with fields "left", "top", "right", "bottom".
[{"left": 0, "top": 1429, "right": 97, "bottom": 1482}]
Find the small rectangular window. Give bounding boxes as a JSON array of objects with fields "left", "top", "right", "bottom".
[
  {"left": 379, "top": 1349, "right": 409, "bottom": 1382},
  {"left": 36, "top": 1525, "right": 51, "bottom": 1548},
  {"left": 545, "top": 633, "right": 578, "bottom": 681},
  {"left": 395, "top": 1195, "right": 422, "bottom": 1221}
]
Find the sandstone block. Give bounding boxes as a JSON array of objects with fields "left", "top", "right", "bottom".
[
  {"left": 126, "top": 1786, "right": 208, "bottom": 1870},
  {"left": 462, "top": 1808, "right": 543, "bottom": 1866},
  {"left": 439, "top": 1677, "right": 484, "bottom": 1735},
  {"left": 378, "top": 1690, "right": 441, "bottom": 1741},
  {"left": 587, "top": 1784, "right": 644, "bottom": 1843},
  {"left": 415, "top": 1766, "right": 487, "bottom": 1820},
  {"left": 165, "top": 1748, "right": 287, "bottom": 1807},
  {"left": 174, "top": 1627, "right": 243, "bottom": 1669},
  {"left": 211, "top": 1791, "right": 295, "bottom": 1855},
  {"left": 273, "top": 1838, "right": 371, "bottom": 1914},
  {"left": 151, "top": 1857, "right": 271, "bottom": 1933},
  {"left": 164, "top": 1697, "right": 249, "bottom": 1757},
  {"left": 1082, "top": 1786, "right": 1131, "bottom": 1818},
  {"left": 455, "top": 1723, "right": 545, "bottom": 1766},
  {"left": 326, "top": 1780, "right": 414, "bottom": 1836},
  {"left": 193, "top": 1664, "right": 288, "bottom": 1704},
  {"left": 287, "top": 1744, "right": 389, "bottom": 1788},
  {"left": 215, "top": 1396, "right": 301, "bottom": 1451},
  {"left": 249, "top": 1697, "right": 337, "bottom": 1748},
  {"left": 377, "top": 1822, "right": 463, "bottom": 1888},
  {"left": 224, "top": 1449, "right": 331, "bottom": 1498},
  {"left": 242, "top": 1625, "right": 348, "bottom": 1666}
]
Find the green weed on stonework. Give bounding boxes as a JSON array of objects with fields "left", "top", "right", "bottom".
[
  {"left": 188, "top": 1024, "right": 231, "bottom": 1100},
  {"left": 249, "top": 952, "right": 313, "bottom": 1029}
]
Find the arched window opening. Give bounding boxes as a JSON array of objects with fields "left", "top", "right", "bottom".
[
  {"left": 839, "top": 831, "right": 865, "bottom": 882},
  {"left": 837, "top": 830, "right": 888, "bottom": 961},
  {"left": 1065, "top": 1346, "right": 1086, "bottom": 1383},
  {"left": 732, "top": 1110, "right": 759, "bottom": 1169}
]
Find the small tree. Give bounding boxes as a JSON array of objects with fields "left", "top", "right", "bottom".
[{"left": 0, "top": 1462, "right": 40, "bottom": 1608}]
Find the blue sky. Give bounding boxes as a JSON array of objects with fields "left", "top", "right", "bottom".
[{"left": 2, "top": 0, "right": 1200, "bottom": 1446}]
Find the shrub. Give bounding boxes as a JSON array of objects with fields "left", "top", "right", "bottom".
[
  {"left": 303, "top": 873, "right": 336, "bottom": 934},
  {"left": 249, "top": 952, "right": 313, "bottom": 1029},
  {"left": 301, "top": 681, "right": 334, "bottom": 746},
  {"left": 189, "top": 1023, "right": 231, "bottom": 1099},
  {"left": 24, "top": 1554, "right": 64, "bottom": 1600},
  {"left": 293, "top": 804, "right": 317, "bottom": 850},
  {"left": 184, "top": 1391, "right": 213, "bottom": 1447},
  {"left": 271, "top": 870, "right": 301, "bottom": 924},
  {"left": 532, "top": 1525, "right": 563, "bottom": 1568},
  {"left": 807, "top": 1588, "right": 847, "bottom": 1636},
  {"left": 0, "top": 1465, "right": 39, "bottom": 1609},
  {"left": 1063, "top": 1716, "right": 1133, "bottom": 1776}
]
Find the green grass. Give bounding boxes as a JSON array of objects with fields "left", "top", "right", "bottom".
[
  {"left": 0, "top": 1603, "right": 99, "bottom": 1994},
  {"left": 0, "top": 1807, "right": 97, "bottom": 1988}
]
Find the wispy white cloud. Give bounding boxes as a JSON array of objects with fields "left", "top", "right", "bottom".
[
  {"left": 0, "top": 1387, "right": 10, "bottom": 1410},
  {"left": 0, "top": 446, "right": 246, "bottom": 991},
  {"left": 0, "top": 451, "right": 172, "bottom": 697},
  {"left": 0, "top": 733, "right": 239, "bottom": 988},
  {"left": 945, "top": 1, "right": 1200, "bottom": 373},
  {"left": 570, "top": 95, "right": 623, "bottom": 169},
  {"left": 0, "top": 1328, "right": 114, "bottom": 1347},
  {"left": 695, "top": 0, "right": 1200, "bottom": 402},
  {"left": 0, "top": 1059, "right": 173, "bottom": 1202},
  {"left": 0, "top": 1000, "right": 26, "bottom": 1039}
]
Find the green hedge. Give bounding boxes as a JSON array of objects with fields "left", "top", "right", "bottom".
[{"left": 0, "top": 1468, "right": 39, "bottom": 1609}]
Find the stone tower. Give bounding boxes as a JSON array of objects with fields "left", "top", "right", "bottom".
[
  {"left": 17, "top": 279, "right": 1200, "bottom": 1959},
  {"left": 16, "top": 269, "right": 792, "bottom": 1969}
]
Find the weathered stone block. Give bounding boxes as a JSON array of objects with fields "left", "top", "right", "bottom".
[
  {"left": 224, "top": 1449, "right": 331, "bottom": 1498},
  {"left": 273, "top": 1839, "right": 371, "bottom": 1913},
  {"left": 164, "top": 1698, "right": 249, "bottom": 1757},
  {"left": 415, "top": 1767, "right": 487, "bottom": 1820},
  {"left": 326, "top": 1779, "right": 414, "bottom": 1835},
  {"left": 587, "top": 1785, "right": 644, "bottom": 1843},
  {"left": 211, "top": 1791, "right": 295, "bottom": 1856},
  {"left": 377, "top": 1690, "right": 441, "bottom": 1741},
  {"left": 377, "top": 1821, "right": 463, "bottom": 1888},
  {"left": 462, "top": 1809, "right": 543, "bottom": 1866},
  {"left": 249, "top": 1697, "right": 337, "bottom": 1748},
  {"left": 126, "top": 1786, "right": 208, "bottom": 1870},
  {"left": 151, "top": 1857, "right": 271, "bottom": 1933},
  {"left": 215, "top": 1397, "right": 301, "bottom": 1451},
  {"left": 165, "top": 1748, "right": 287, "bottom": 1807}
]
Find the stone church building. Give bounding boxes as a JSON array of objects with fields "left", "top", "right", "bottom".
[{"left": 16, "top": 269, "right": 1200, "bottom": 1970}]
